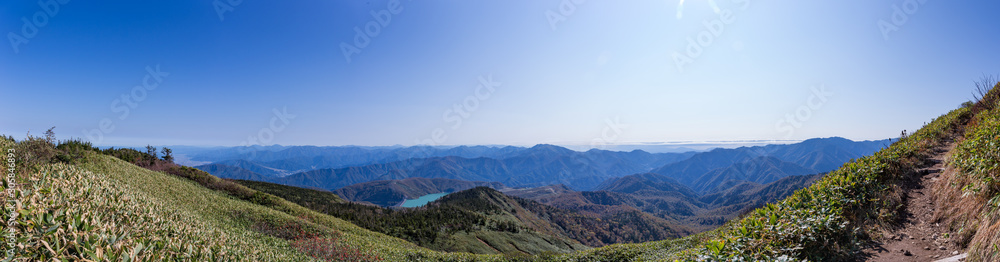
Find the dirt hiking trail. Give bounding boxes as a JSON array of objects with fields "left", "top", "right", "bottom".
[{"left": 864, "top": 140, "right": 967, "bottom": 262}]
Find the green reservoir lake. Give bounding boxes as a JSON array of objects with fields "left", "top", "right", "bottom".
[{"left": 400, "top": 192, "right": 449, "bottom": 208}]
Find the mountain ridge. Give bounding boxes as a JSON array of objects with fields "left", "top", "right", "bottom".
[{"left": 197, "top": 137, "right": 883, "bottom": 193}]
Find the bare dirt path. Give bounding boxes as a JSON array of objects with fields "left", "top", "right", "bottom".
[{"left": 864, "top": 141, "right": 966, "bottom": 262}]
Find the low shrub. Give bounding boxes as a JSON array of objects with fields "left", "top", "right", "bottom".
[{"left": 292, "top": 236, "right": 383, "bottom": 262}]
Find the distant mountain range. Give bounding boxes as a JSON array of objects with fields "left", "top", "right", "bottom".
[
  {"left": 194, "top": 137, "right": 889, "bottom": 193},
  {"left": 649, "top": 137, "right": 887, "bottom": 192},
  {"left": 183, "top": 145, "right": 535, "bottom": 173},
  {"left": 215, "top": 137, "right": 879, "bottom": 245},
  {"left": 196, "top": 144, "right": 696, "bottom": 191}
]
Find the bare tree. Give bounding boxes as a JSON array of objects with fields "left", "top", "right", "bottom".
[
  {"left": 44, "top": 126, "right": 56, "bottom": 145},
  {"left": 146, "top": 145, "right": 158, "bottom": 160},
  {"left": 972, "top": 74, "right": 998, "bottom": 112}
]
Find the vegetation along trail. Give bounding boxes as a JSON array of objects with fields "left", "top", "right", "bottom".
[{"left": 865, "top": 138, "right": 967, "bottom": 262}]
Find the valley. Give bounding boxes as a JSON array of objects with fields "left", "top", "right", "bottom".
[
  {"left": 177, "top": 137, "right": 889, "bottom": 254},
  {"left": 189, "top": 137, "right": 885, "bottom": 197},
  {"left": 7, "top": 1, "right": 995, "bottom": 260},
  {"left": 235, "top": 179, "right": 684, "bottom": 253},
  {"left": 6, "top": 87, "right": 996, "bottom": 260}
]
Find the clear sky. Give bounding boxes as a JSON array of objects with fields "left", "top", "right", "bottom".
[{"left": 2, "top": 0, "right": 999, "bottom": 147}]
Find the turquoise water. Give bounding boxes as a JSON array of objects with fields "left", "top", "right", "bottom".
[{"left": 400, "top": 192, "right": 449, "bottom": 208}]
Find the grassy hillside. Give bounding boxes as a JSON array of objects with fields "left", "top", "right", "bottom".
[
  {"left": 239, "top": 179, "right": 691, "bottom": 252},
  {"left": 196, "top": 163, "right": 276, "bottom": 181},
  {"left": 545, "top": 84, "right": 985, "bottom": 261},
  {"left": 5, "top": 82, "right": 994, "bottom": 261},
  {"left": 931, "top": 81, "right": 1000, "bottom": 261},
  {"left": 237, "top": 179, "right": 348, "bottom": 207},
  {"left": 668, "top": 100, "right": 972, "bottom": 260},
  {"left": 0, "top": 103, "right": 969, "bottom": 261},
  {"left": 240, "top": 179, "right": 589, "bottom": 255},
  {"left": 0, "top": 138, "right": 482, "bottom": 261},
  {"left": 0, "top": 146, "right": 309, "bottom": 260}
]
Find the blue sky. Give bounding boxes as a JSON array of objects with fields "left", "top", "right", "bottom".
[{"left": 2, "top": 0, "right": 999, "bottom": 147}]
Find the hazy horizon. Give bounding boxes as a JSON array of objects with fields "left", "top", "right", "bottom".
[{"left": 97, "top": 136, "right": 887, "bottom": 153}]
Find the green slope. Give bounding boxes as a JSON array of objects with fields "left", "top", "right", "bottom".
[
  {"left": 0, "top": 138, "right": 484, "bottom": 261},
  {"left": 931, "top": 82, "right": 1000, "bottom": 261},
  {"left": 242, "top": 178, "right": 688, "bottom": 254},
  {"left": 554, "top": 85, "right": 984, "bottom": 261},
  {"left": 6, "top": 82, "right": 995, "bottom": 261},
  {"left": 0, "top": 105, "right": 967, "bottom": 261}
]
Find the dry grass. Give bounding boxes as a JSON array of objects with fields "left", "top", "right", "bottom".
[
  {"left": 934, "top": 81, "right": 1000, "bottom": 261},
  {"left": 932, "top": 155, "right": 985, "bottom": 247}
]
